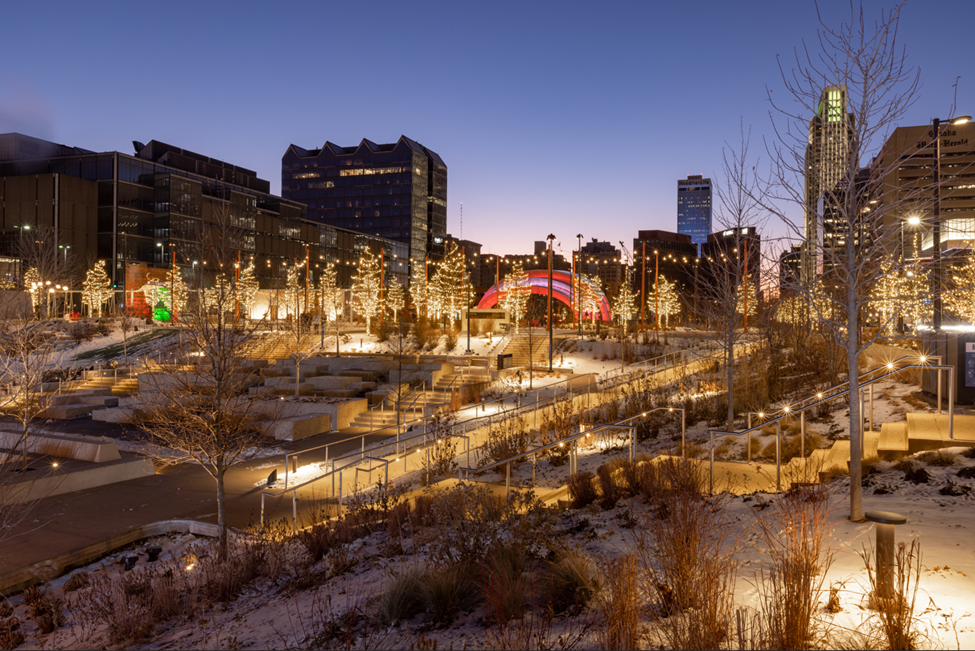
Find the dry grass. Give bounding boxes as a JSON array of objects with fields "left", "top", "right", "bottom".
[
  {"left": 860, "top": 538, "right": 926, "bottom": 650},
  {"left": 919, "top": 448, "right": 957, "bottom": 467},
  {"left": 544, "top": 550, "right": 598, "bottom": 614},
  {"left": 633, "top": 489, "right": 739, "bottom": 649},
  {"left": 482, "top": 544, "right": 529, "bottom": 625},
  {"left": 419, "top": 561, "right": 481, "bottom": 625},
  {"left": 754, "top": 484, "right": 835, "bottom": 650},
  {"left": 567, "top": 471, "right": 598, "bottom": 509},
  {"left": 595, "top": 555, "right": 640, "bottom": 650},
  {"left": 379, "top": 568, "right": 424, "bottom": 625}
]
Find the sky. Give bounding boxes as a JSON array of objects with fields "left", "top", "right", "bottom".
[{"left": 1, "top": 0, "right": 972, "bottom": 261}]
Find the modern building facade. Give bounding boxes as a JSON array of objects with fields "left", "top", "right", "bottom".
[
  {"left": 632, "top": 230, "right": 698, "bottom": 311},
  {"left": 677, "top": 175, "right": 712, "bottom": 256},
  {"left": 282, "top": 136, "right": 447, "bottom": 273},
  {"left": 778, "top": 244, "right": 802, "bottom": 295},
  {"left": 804, "top": 85, "right": 856, "bottom": 283},
  {"left": 0, "top": 133, "right": 407, "bottom": 309},
  {"left": 875, "top": 121, "right": 975, "bottom": 259},
  {"left": 579, "top": 238, "right": 625, "bottom": 298}
]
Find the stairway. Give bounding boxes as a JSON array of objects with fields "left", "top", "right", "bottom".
[
  {"left": 241, "top": 333, "right": 313, "bottom": 360},
  {"left": 346, "top": 365, "right": 492, "bottom": 432},
  {"left": 500, "top": 331, "right": 550, "bottom": 368}
]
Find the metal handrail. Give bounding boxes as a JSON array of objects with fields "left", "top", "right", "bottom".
[
  {"left": 708, "top": 360, "right": 953, "bottom": 495},
  {"left": 458, "top": 407, "right": 685, "bottom": 496}
]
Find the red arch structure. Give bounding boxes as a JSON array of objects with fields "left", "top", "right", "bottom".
[{"left": 476, "top": 269, "right": 611, "bottom": 321}]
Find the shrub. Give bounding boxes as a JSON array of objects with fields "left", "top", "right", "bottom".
[
  {"left": 420, "top": 561, "right": 481, "bottom": 625},
  {"left": 962, "top": 446, "right": 975, "bottom": 459},
  {"left": 920, "top": 448, "right": 957, "bottom": 467},
  {"left": 860, "top": 539, "right": 924, "bottom": 650},
  {"left": 634, "top": 492, "right": 739, "bottom": 649},
  {"left": 480, "top": 417, "right": 532, "bottom": 470},
  {"left": 597, "top": 464, "right": 620, "bottom": 509},
  {"left": 894, "top": 458, "right": 918, "bottom": 473},
  {"left": 24, "top": 586, "right": 64, "bottom": 634},
  {"left": 596, "top": 555, "right": 639, "bottom": 650},
  {"left": 567, "top": 471, "right": 598, "bottom": 509},
  {"left": 443, "top": 327, "right": 458, "bottom": 351},
  {"left": 482, "top": 544, "right": 528, "bottom": 625},
  {"left": 0, "top": 616, "right": 24, "bottom": 649},
  {"left": 957, "top": 466, "right": 975, "bottom": 480},
  {"left": 379, "top": 568, "right": 424, "bottom": 624},
  {"left": 904, "top": 466, "right": 930, "bottom": 484},
  {"left": 63, "top": 571, "right": 91, "bottom": 593},
  {"left": 544, "top": 550, "right": 598, "bottom": 613},
  {"left": 754, "top": 484, "right": 835, "bottom": 650},
  {"left": 417, "top": 482, "right": 558, "bottom": 567}
]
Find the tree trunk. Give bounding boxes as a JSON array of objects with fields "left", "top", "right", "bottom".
[
  {"left": 847, "top": 279, "right": 863, "bottom": 521},
  {"left": 726, "top": 332, "right": 735, "bottom": 431},
  {"left": 216, "top": 466, "right": 228, "bottom": 560}
]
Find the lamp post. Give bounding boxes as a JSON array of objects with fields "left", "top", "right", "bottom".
[
  {"left": 932, "top": 115, "right": 971, "bottom": 331},
  {"left": 576, "top": 234, "right": 583, "bottom": 336},
  {"left": 547, "top": 234, "right": 556, "bottom": 372},
  {"left": 654, "top": 249, "right": 660, "bottom": 330},
  {"left": 641, "top": 241, "right": 646, "bottom": 332}
]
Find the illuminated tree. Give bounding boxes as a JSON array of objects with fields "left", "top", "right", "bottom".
[
  {"left": 900, "top": 260, "right": 931, "bottom": 329},
  {"left": 165, "top": 265, "right": 188, "bottom": 318},
  {"left": 282, "top": 265, "right": 300, "bottom": 318},
  {"left": 580, "top": 274, "right": 604, "bottom": 325},
  {"left": 430, "top": 241, "right": 468, "bottom": 321},
  {"left": 23, "top": 268, "right": 42, "bottom": 313},
  {"left": 81, "top": 260, "right": 113, "bottom": 317},
  {"left": 410, "top": 262, "right": 428, "bottom": 318},
  {"left": 869, "top": 260, "right": 902, "bottom": 335},
  {"left": 318, "top": 262, "right": 343, "bottom": 322},
  {"left": 946, "top": 253, "right": 975, "bottom": 324},
  {"left": 385, "top": 276, "right": 405, "bottom": 320},
  {"left": 613, "top": 282, "right": 637, "bottom": 335},
  {"left": 656, "top": 275, "right": 681, "bottom": 328},
  {"left": 354, "top": 248, "right": 382, "bottom": 335},
  {"left": 735, "top": 279, "right": 758, "bottom": 317},
  {"left": 236, "top": 259, "right": 260, "bottom": 318},
  {"left": 500, "top": 262, "right": 531, "bottom": 333}
]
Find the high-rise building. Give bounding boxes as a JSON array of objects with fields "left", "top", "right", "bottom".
[
  {"left": 778, "top": 244, "right": 802, "bottom": 295},
  {"left": 803, "top": 85, "right": 855, "bottom": 282},
  {"left": 0, "top": 133, "right": 407, "bottom": 302},
  {"left": 677, "top": 175, "right": 712, "bottom": 256},
  {"left": 282, "top": 137, "right": 447, "bottom": 274},
  {"left": 579, "top": 239, "right": 625, "bottom": 298}
]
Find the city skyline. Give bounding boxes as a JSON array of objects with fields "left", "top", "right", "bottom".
[{"left": 1, "top": 1, "right": 973, "bottom": 259}]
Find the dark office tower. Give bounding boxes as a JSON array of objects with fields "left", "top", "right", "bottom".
[
  {"left": 804, "top": 85, "right": 855, "bottom": 283},
  {"left": 282, "top": 137, "right": 447, "bottom": 269},
  {"left": 677, "top": 175, "right": 712, "bottom": 257}
]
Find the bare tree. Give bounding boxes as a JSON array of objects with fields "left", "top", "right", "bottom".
[
  {"left": 692, "top": 129, "right": 769, "bottom": 430},
  {"left": 135, "top": 209, "right": 272, "bottom": 559},
  {"left": 766, "top": 2, "right": 921, "bottom": 520}
]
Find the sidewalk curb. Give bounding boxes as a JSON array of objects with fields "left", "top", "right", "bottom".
[{"left": 0, "top": 518, "right": 222, "bottom": 596}]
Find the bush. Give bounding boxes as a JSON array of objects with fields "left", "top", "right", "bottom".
[
  {"left": 63, "top": 571, "right": 91, "bottom": 593},
  {"left": 379, "top": 568, "right": 424, "bottom": 624},
  {"left": 418, "top": 482, "right": 558, "bottom": 567},
  {"left": 544, "top": 550, "right": 598, "bottom": 613},
  {"left": 568, "top": 471, "right": 598, "bottom": 509},
  {"left": 597, "top": 464, "right": 620, "bottom": 509},
  {"left": 479, "top": 417, "right": 532, "bottom": 470},
  {"left": 920, "top": 448, "right": 957, "bottom": 467},
  {"left": 754, "top": 484, "right": 835, "bottom": 650},
  {"left": 482, "top": 544, "right": 528, "bottom": 625},
  {"left": 596, "top": 555, "right": 639, "bottom": 650},
  {"left": 443, "top": 327, "right": 458, "bottom": 351},
  {"left": 420, "top": 561, "right": 481, "bottom": 625},
  {"left": 860, "top": 539, "right": 924, "bottom": 650}
]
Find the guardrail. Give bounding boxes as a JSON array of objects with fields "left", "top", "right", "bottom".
[
  {"left": 458, "top": 406, "right": 685, "bottom": 496},
  {"left": 708, "top": 355, "right": 953, "bottom": 494}
]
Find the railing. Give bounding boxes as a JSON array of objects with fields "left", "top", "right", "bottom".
[
  {"left": 458, "top": 407, "right": 685, "bottom": 496},
  {"left": 708, "top": 355, "right": 953, "bottom": 494}
]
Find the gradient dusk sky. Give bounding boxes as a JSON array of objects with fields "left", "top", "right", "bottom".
[{"left": 1, "top": 1, "right": 971, "bottom": 260}]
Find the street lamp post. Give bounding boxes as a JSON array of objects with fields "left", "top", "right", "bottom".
[
  {"left": 931, "top": 115, "right": 971, "bottom": 331},
  {"left": 576, "top": 234, "right": 583, "bottom": 337},
  {"left": 547, "top": 234, "right": 556, "bottom": 372}
]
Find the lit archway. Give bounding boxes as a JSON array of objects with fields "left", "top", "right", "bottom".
[{"left": 476, "top": 270, "right": 611, "bottom": 321}]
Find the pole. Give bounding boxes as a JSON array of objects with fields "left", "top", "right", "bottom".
[
  {"left": 641, "top": 241, "right": 646, "bottom": 332},
  {"left": 548, "top": 236, "right": 554, "bottom": 372},
  {"left": 576, "top": 235, "right": 582, "bottom": 336},
  {"left": 743, "top": 237, "right": 749, "bottom": 331},
  {"left": 933, "top": 117, "right": 943, "bottom": 332},
  {"left": 654, "top": 249, "right": 659, "bottom": 330}
]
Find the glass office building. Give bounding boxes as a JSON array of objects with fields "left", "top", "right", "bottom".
[
  {"left": 0, "top": 133, "right": 406, "bottom": 293},
  {"left": 677, "top": 175, "right": 712, "bottom": 257},
  {"left": 282, "top": 136, "right": 447, "bottom": 271}
]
